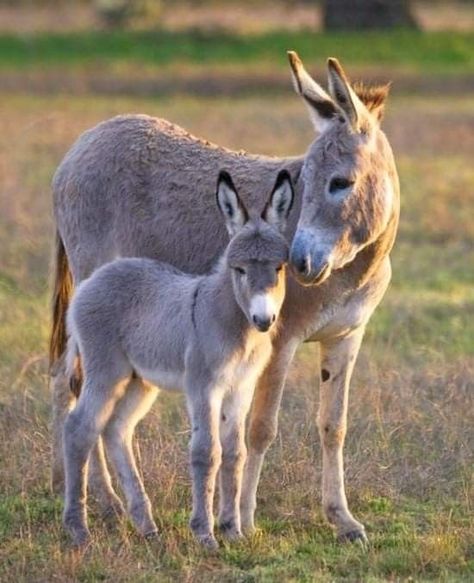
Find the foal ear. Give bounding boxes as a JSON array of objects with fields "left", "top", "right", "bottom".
[
  {"left": 262, "top": 170, "right": 294, "bottom": 232},
  {"left": 216, "top": 171, "right": 249, "bottom": 236},
  {"left": 327, "top": 58, "right": 369, "bottom": 132},
  {"left": 288, "top": 50, "right": 338, "bottom": 135}
]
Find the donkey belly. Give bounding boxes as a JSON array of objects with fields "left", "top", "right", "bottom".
[{"left": 132, "top": 363, "right": 184, "bottom": 393}]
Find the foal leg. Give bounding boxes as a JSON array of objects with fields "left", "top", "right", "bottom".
[
  {"left": 51, "top": 356, "right": 75, "bottom": 494},
  {"left": 63, "top": 375, "right": 128, "bottom": 546},
  {"left": 318, "top": 328, "right": 367, "bottom": 543},
  {"left": 52, "top": 355, "right": 125, "bottom": 517},
  {"left": 102, "top": 378, "right": 159, "bottom": 537},
  {"left": 88, "top": 439, "right": 125, "bottom": 521},
  {"left": 187, "top": 387, "right": 223, "bottom": 550},
  {"left": 52, "top": 254, "right": 119, "bottom": 510},
  {"left": 218, "top": 386, "right": 254, "bottom": 541},
  {"left": 240, "top": 341, "right": 298, "bottom": 533}
]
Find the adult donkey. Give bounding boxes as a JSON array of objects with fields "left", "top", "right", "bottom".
[{"left": 50, "top": 53, "right": 399, "bottom": 543}]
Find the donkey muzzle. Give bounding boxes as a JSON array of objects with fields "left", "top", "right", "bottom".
[
  {"left": 290, "top": 242, "right": 331, "bottom": 286},
  {"left": 252, "top": 314, "right": 275, "bottom": 333}
]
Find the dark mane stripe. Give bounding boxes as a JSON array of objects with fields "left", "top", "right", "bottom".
[{"left": 353, "top": 81, "right": 391, "bottom": 120}]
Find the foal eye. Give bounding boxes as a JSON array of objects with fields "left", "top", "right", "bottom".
[
  {"left": 275, "top": 265, "right": 283, "bottom": 273},
  {"left": 329, "top": 177, "right": 354, "bottom": 194},
  {"left": 234, "top": 267, "right": 246, "bottom": 275}
]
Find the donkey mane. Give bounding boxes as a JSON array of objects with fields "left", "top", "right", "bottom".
[{"left": 353, "top": 81, "right": 391, "bottom": 120}]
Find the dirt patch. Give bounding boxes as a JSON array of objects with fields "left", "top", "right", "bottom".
[{"left": 2, "top": 67, "right": 474, "bottom": 99}]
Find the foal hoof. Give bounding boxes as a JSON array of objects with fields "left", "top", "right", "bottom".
[
  {"left": 196, "top": 533, "right": 219, "bottom": 551},
  {"left": 144, "top": 528, "right": 160, "bottom": 541},
  {"left": 101, "top": 500, "right": 125, "bottom": 523},
  {"left": 222, "top": 528, "right": 245, "bottom": 542},
  {"left": 219, "top": 521, "right": 244, "bottom": 542},
  {"left": 337, "top": 528, "right": 369, "bottom": 546},
  {"left": 67, "top": 526, "right": 91, "bottom": 549}
]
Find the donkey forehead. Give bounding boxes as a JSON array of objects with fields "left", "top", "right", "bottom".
[
  {"left": 227, "top": 222, "right": 289, "bottom": 264},
  {"left": 305, "top": 125, "right": 373, "bottom": 177}
]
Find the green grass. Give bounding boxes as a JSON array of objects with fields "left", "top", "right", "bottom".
[
  {"left": 1, "top": 29, "right": 474, "bottom": 73},
  {"left": 0, "top": 489, "right": 471, "bottom": 582},
  {"left": 0, "top": 92, "right": 473, "bottom": 580}
]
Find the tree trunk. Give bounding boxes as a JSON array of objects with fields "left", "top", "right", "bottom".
[{"left": 323, "top": 0, "right": 418, "bottom": 30}]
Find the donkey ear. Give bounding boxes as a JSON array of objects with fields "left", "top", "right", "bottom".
[
  {"left": 288, "top": 51, "right": 338, "bottom": 135},
  {"left": 216, "top": 171, "right": 249, "bottom": 236},
  {"left": 262, "top": 170, "right": 294, "bottom": 232},
  {"left": 327, "top": 58, "right": 369, "bottom": 132}
]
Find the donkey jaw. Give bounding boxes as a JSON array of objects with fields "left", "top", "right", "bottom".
[{"left": 292, "top": 261, "right": 332, "bottom": 287}]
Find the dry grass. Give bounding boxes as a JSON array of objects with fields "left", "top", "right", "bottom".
[{"left": 0, "top": 91, "right": 473, "bottom": 580}]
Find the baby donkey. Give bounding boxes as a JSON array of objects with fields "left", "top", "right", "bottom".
[{"left": 63, "top": 170, "right": 294, "bottom": 549}]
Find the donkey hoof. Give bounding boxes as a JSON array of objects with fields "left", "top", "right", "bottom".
[
  {"left": 240, "top": 518, "right": 256, "bottom": 536},
  {"left": 196, "top": 533, "right": 219, "bottom": 551},
  {"left": 144, "top": 529, "right": 160, "bottom": 541},
  {"left": 101, "top": 500, "right": 125, "bottom": 523},
  {"left": 337, "top": 528, "right": 368, "bottom": 546},
  {"left": 219, "top": 522, "right": 244, "bottom": 542},
  {"left": 68, "top": 526, "right": 91, "bottom": 549},
  {"left": 219, "top": 519, "right": 243, "bottom": 540}
]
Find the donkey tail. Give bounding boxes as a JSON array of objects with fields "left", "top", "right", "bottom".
[
  {"left": 65, "top": 332, "right": 83, "bottom": 398},
  {"left": 49, "top": 232, "right": 84, "bottom": 396},
  {"left": 49, "top": 231, "right": 73, "bottom": 372}
]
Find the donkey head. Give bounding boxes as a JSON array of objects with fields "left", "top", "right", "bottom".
[
  {"left": 288, "top": 51, "right": 397, "bottom": 285},
  {"left": 216, "top": 170, "right": 294, "bottom": 332}
]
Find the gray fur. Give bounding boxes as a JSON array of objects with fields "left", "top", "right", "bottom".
[
  {"left": 52, "top": 54, "right": 399, "bottom": 544},
  {"left": 63, "top": 172, "right": 293, "bottom": 548}
]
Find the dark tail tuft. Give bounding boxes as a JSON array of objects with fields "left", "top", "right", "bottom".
[
  {"left": 49, "top": 232, "right": 74, "bottom": 372},
  {"left": 69, "top": 357, "right": 83, "bottom": 398}
]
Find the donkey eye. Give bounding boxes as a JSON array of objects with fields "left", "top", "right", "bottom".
[
  {"left": 234, "top": 267, "right": 246, "bottom": 275},
  {"left": 275, "top": 265, "right": 283, "bottom": 273},
  {"left": 329, "top": 177, "right": 354, "bottom": 194}
]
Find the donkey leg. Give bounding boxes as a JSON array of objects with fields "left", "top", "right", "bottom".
[
  {"left": 218, "top": 389, "right": 253, "bottom": 541},
  {"left": 187, "top": 389, "right": 223, "bottom": 550},
  {"left": 63, "top": 376, "right": 128, "bottom": 546},
  {"left": 52, "top": 355, "right": 125, "bottom": 516},
  {"left": 51, "top": 357, "right": 122, "bottom": 517},
  {"left": 102, "top": 378, "right": 158, "bottom": 537},
  {"left": 88, "top": 439, "right": 125, "bottom": 521},
  {"left": 67, "top": 257, "right": 121, "bottom": 511},
  {"left": 240, "top": 342, "right": 298, "bottom": 534},
  {"left": 51, "top": 356, "right": 75, "bottom": 494},
  {"left": 318, "top": 328, "right": 367, "bottom": 543}
]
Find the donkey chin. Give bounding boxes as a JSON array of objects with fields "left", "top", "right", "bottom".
[{"left": 291, "top": 260, "right": 332, "bottom": 287}]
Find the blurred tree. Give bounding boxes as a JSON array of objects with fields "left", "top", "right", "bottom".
[
  {"left": 95, "top": 0, "right": 161, "bottom": 29},
  {"left": 323, "top": 0, "right": 419, "bottom": 30},
  {"left": 95, "top": 0, "right": 133, "bottom": 27}
]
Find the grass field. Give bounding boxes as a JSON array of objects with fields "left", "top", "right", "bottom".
[
  {"left": 1, "top": 28, "right": 474, "bottom": 75},
  {"left": 0, "top": 86, "right": 472, "bottom": 581}
]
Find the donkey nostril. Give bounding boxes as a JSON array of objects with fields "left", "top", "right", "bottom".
[
  {"left": 296, "top": 255, "right": 311, "bottom": 275},
  {"left": 271, "top": 314, "right": 276, "bottom": 323},
  {"left": 252, "top": 315, "right": 258, "bottom": 324}
]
